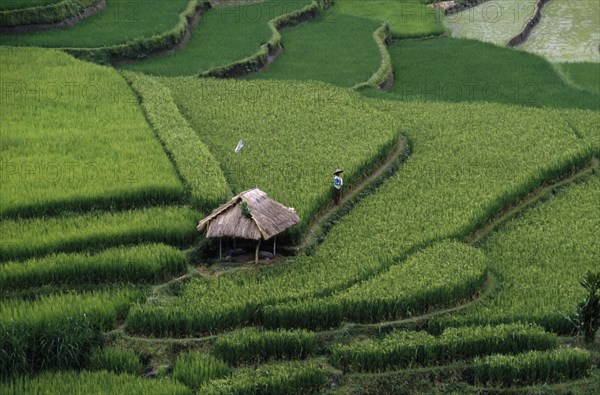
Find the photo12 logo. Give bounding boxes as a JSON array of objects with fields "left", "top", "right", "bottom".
[{"left": 445, "top": 0, "right": 537, "bottom": 24}]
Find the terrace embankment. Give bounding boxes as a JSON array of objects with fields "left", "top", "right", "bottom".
[
  {"left": 113, "top": 4, "right": 208, "bottom": 66},
  {"left": 507, "top": 0, "right": 551, "bottom": 47},
  {"left": 0, "top": 0, "right": 105, "bottom": 33},
  {"left": 199, "top": 0, "right": 319, "bottom": 78}
]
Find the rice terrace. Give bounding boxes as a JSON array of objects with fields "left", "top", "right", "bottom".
[{"left": 1, "top": 0, "right": 599, "bottom": 393}]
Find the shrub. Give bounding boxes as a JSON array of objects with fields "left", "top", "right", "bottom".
[
  {"left": 212, "top": 328, "right": 318, "bottom": 365},
  {"left": 173, "top": 353, "right": 230, "bottom": 389}
]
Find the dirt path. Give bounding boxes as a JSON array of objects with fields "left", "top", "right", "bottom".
[
  {"left": 296, "top": 135, "right": 409, "bottom": 255},
  {"left": 465, "top": 158, "right": 598, "bottom": 245}
]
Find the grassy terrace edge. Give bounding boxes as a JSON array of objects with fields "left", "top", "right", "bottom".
[
  {"left": 63, "top": 0, "right": 210, "bottom": 64},
  {"left": 0, "top": 0, "right": 100, "bottom": 27},
  {"left": 198, "top": 0, "right": 319, "bottom": 78},
  {"left": 352, "top": 21, "right": 393, "bottom": 91}
]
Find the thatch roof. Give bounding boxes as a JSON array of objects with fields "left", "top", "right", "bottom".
[{"left": 197, "top": 188, "right": 300, "bottom": 240}]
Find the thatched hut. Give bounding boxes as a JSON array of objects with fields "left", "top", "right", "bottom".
[{"left": 197, "top": 188, "right": 300, "bottom": 263}]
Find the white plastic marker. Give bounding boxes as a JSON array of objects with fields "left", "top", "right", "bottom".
[{"left": 235, "top": 139, "right": 245, "bottom": 153}]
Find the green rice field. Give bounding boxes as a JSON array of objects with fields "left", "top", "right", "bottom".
[
  {"left": 432, "top": 173, "right": 600, "bottom": 334},
  {"left": 247, "top": 9, "right": 381, "bottom": 87},
  {"left": 0, "top": 47, "right": 184, "bottom": 218},
  {"left": 121, "top": 0, "right": 310, "bottom": 76},
  {"left": 0, "top": 0, "right": 599, "bottom": 392},
  {"left": 377, "top": 37, "right": 600, "bottom": 110},
  {"left": 0, "top": 0, "right": 190, "bottom": 47}
]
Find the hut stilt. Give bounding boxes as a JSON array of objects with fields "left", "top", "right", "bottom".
[{"left": 255, "top": 239, "right": 261, "bottom": 264}]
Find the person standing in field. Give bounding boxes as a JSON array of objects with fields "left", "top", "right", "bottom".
[{"left": 333, "top": 168, "right": 343, "bottom": 205}]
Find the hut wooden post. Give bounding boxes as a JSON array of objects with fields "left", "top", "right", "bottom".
[
  {"left": 255, "top": 239, "right": 261, "bottom": 264},
  {"left": 273, "top": 236, "right": 276, "bottom": 256},
  {"left": 219, "top": 238, "right": 222, "bottom": 260}
]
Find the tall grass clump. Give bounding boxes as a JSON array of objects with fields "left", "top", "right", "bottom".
[
  {"left": 123, "top": 71, "right": 230, "bottom": 211},
  {"left": 331, "top": 323, "right": 558, "bottom": 372},
  {"left": 0, "top": 288, "right": 141, "bottom": 377},
  {"left": 88, "top": 347, "right": 142, "bottom": 375},
  {"left": 172, "top": 353, "right": 230, "bottom": 390},
  {"left": 212, "top": 328, "right": 319, "bottom": 365},
  {"left": 473, "top": 348, "right": 592, "bottom": 386},
  {"left": 0, "top": 371, "right": 191, "bottom": 394},
  {"left": 0, "top": 244, "right": 187, "bottom": 289},
  {"left": 198, "top": 361, "right": 326, "bottom": 395},
  {"left": 0, "top": 206, "right": 199, "bottom": 262}
]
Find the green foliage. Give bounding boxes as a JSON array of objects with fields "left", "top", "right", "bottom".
[
  {"left": 577, "top": 270, "right": 600, "bottom": 343},
  {"left": 198, "top": 361, "right": 327, "bottom": 395},
  {"left": 172, "top": 352, "right": 230, "bottom": 389},
  {"left": 0, "top": 0, "right": 97, "bottom": 27},
  {"left": 432, "top": 174, "right": 600, "bottom": 334},
  {"left": 262, "top": 241, "right": 488, "bottom": 329},
  {"left": 0, "top": 244, "right": 188, "bottom": 289},
  {"left": 0, "top": 47, "right": 184, "bottom": 219},
  {"left": 0, "top": 0, "right": 204, "bottom": 63},
  {"left": 88, "top": 346, "right": 142, "bottom": 375},
  {"left": 123, "top": 0, "right": 314, "bottom": 77},
  {"left": 212, "top": 328, "right": 319, "bottom": 365},
  {"left": 473, "top": 348, "right": 592, "bottom": 386},
  {"left": 239, "top": 201, "right": 252, "bottom": 219},
  {"left": 123, "top": 71, "right": 230, "bottom": 211},
  {"left": 1, "top": 0, "right": 63, "bottom": 11},
  {"left": 376, "top": 38, "right": 600, "bottom": 110},
  {"left": 331, "top": 323, "right": 558, "bottom": 372},
  {"left": 0, "top": 206, "right": 200, "bottom": 261},
  {"left": 0, "top": 288, "right": 141, "bottom": 377},
  {"left": 0, "top": 371, "right": 192, "bottom": 394}
]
